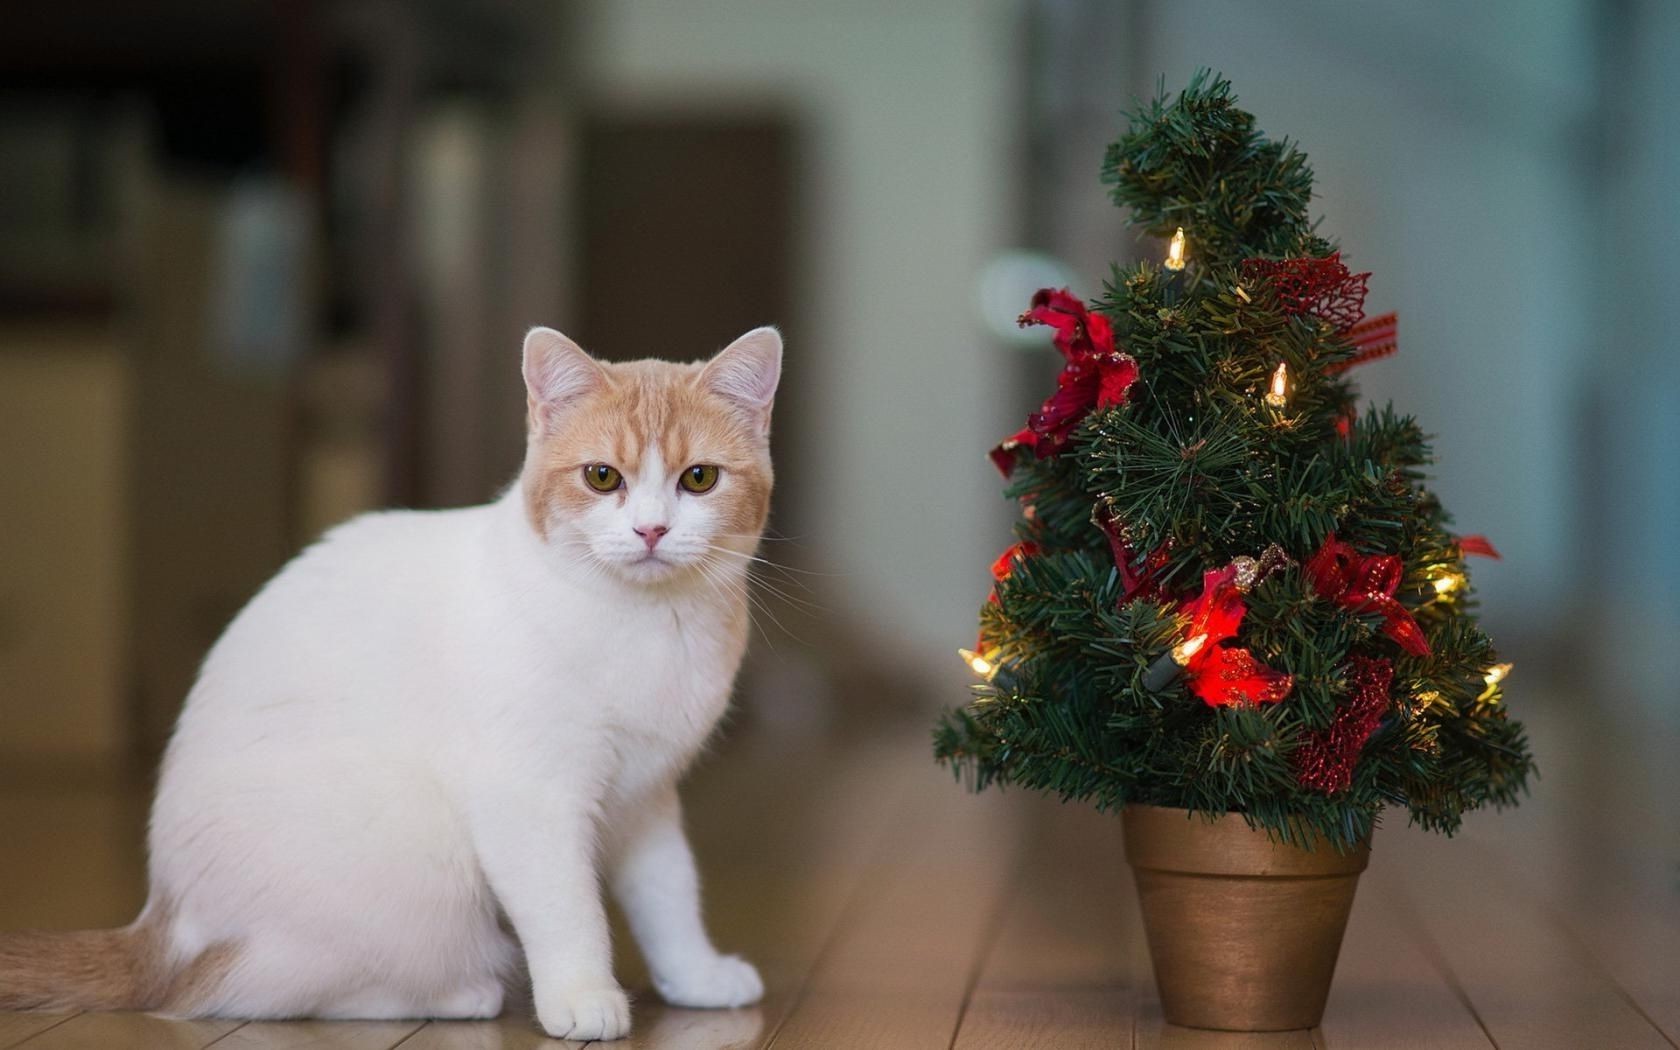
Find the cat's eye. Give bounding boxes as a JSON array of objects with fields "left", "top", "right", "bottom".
[
  {"left": 679, "top": 464, "right": 720, "bottom": 493},
  {"left": 583, "top": 464, "right": 623, "bottom": 492}
]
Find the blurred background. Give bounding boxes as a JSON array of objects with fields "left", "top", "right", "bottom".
[{"left": 2, "top": 0, "right": 1677, "bottom": 773}]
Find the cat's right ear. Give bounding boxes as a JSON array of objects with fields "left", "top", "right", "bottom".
[{"left": 523, "top": 327, "right": 604, "bottom": 433}]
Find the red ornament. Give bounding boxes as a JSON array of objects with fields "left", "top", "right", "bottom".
[
  {"left": 1239, "top": 252, "right": 1371, "bottom": 332},
  {"left": 1177, "top": 565, "right": 1294, "bottom": 708},
  {"left": 1295, "top": 655, "right": 1394, "bottom": 794},
  {"left": 1456, "top": 534, "right": 1501, "bottom": 559},
  {"left": 989, "top": 289, "right": 1139, "bottom": 477},
  {"left": 1304, "top": 534, "right": 1431, "bottom": 657}
]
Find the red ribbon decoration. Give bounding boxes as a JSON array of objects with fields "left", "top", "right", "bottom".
[
  {"left": 1177, "top": 565, "right": 1294, "bottom": 708},
  {"left": 1456, "top": 534, "right": 1501, "bottom": 559},
  {"left": 1326, "top": 311, "right": 1398, "bottom": 374},
  {"left": 1294, "top": 655, "right": 1393, "bottom": 794},
  {"left": 1304, "top": 534, "right": 1431, "bottom": 657},
  {"left": 1093, "top": 503, "right": 1169, "bottom": 605},
  {"left": 990, "top": 289, "right": 1139, "bottom": 477}
]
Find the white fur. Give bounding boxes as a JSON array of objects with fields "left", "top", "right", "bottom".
[{"left": 144, "top": 332, "right": 779, "bottom": 1041}]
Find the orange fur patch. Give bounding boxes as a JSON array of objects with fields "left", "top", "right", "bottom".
[{"left": 523, "top": 359, "right": 773, "bottom": 542}]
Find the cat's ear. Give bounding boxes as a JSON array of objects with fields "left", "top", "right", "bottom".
[
  {"left": 701, "top": 326, "right": 782, "bottom": 436},
  {"left": 523, "top": 327, "right": 604, "bottom": 432}
]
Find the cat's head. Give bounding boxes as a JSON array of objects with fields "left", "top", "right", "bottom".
[{"left": 519, "top": 326, "right": 781, "bottom": 586}]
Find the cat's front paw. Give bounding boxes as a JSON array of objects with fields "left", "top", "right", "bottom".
[
  {"left": 654, "top": 953, "right": 764, "bottom": 1009},
  {"left": 536, "top": 984, "right": 632, "bottom": 1041}
]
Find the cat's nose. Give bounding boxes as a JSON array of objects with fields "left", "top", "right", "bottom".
[{"left": 634, "top": 524, "right": 669, "bottom": 550}]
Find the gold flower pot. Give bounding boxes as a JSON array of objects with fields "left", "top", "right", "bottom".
[{"left": 1122, "top": 804, "right": 1369, "bottom": 1031}]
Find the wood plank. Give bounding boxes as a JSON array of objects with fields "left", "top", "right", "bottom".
[
  {"left": 952, "top": 800, "right": 1134, "bottom": 1049},
  {"left": 1319, "top": 855, "right": 1493, "bottom": 1049},
  {"left": 388, "top": 1015, "right": 583, "bottom": 1050},
  {"left": 1376, "top": 823, "right": 1672, "bottom": 1050},
  {"left": 765, "top": 761, "right": 1029, "bottom": 1048},
  {"left": 209, "top": 1020, "right": 422, "bottom": 1050},
  {"left": 12, "top": 1013, "right": 239, "bottom": 1050},
  {"left": 0, "top": 1014, "right": 76, "bottom": 1049}
]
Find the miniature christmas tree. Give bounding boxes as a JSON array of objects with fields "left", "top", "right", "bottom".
[{"left": 935, "top": 71, "right": 1533, "bottom": 850}]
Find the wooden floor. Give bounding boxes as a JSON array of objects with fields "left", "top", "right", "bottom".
[{"left": 1, "top": 693, "right": 1676, "bottom": 1049}]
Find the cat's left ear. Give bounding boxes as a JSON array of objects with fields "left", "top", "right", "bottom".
[
  {"left": 523, "top": 326, "right": 605, "bottom": 434},
  {"left": 702, "top": 326, "right": 783, "bottom": 437}
]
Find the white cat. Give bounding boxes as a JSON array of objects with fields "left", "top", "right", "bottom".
[{"left": 0, "top": 326, "right": 782, "bottom": 1041}]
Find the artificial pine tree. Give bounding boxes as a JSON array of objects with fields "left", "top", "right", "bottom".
[{"left": 935, "top": 71, "right": 1534, "bottom": 851}]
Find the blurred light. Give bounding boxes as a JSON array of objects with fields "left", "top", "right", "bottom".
[
  {"left": 976, "top": 250, "right": 1078, "bottom": 346},
  {"left": 1433, "top": 573, "right": 1465, "bottom": 596},
  {"left": 959, "top": 648, "right": 997, "bottom": 680},
  {"left": 1485, "top": 662, "right": 1513, "bottom": 687}
]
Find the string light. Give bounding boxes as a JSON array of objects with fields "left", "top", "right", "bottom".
[
  {"left": 1265, "top": 362, "right": 1289, "bottom": 407},
  {"left": 1165, "top": 227, "right": 1187, "bottom": 271},
  {"left": 1433, "top": 572, "right": 1465, "bottom": 597},
  {"left": 1414, "top": 689, "right": 1449, "bottom": 714},
  {"left": 1144, "top": 632, "right": 1208, "bottom": 691},
  {"left": 958, "top": 648, "right": 997, "bottom": 681}
]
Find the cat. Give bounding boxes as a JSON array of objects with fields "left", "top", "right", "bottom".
[{"left": 0, "top": 325, "right": 782, "bottom": 1042}]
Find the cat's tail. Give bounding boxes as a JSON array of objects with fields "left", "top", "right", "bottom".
[{"left": 0, "top": 923, "right": 165, "bottom": 1011}]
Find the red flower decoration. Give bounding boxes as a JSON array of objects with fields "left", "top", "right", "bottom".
[
  {"left": 1294, "top": 655, "right": 1393, "bottom": 794},
  {"left": 1177, "top": 565, "right": 1293, "bottom": 708},
  {"left": 989, "top": 289, "right": 1138, "bottom": 477},
  {"left": 1240, "top": 252, "right": 1371, "bottom": 332},
  {"left": 1304, "top": 534, "right": 1431, "bottom": 657}
]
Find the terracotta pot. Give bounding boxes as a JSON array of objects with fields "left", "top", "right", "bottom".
[{"left": 1121, "top": 804, "right": 1369, "bottom": 1031}]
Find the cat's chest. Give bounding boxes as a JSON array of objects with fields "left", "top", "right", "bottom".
[{"left": 539, "top": 596, "right": 743, "bottom": 738}]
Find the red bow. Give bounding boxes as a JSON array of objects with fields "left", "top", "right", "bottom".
[
  {"left": 1177, "top": 565, "right": 1294, "bottom": 708},
  {"left": 990, "top": 289, "right": 1138, "bottom": 476},
  {"left": 1304, "top": 534, "right": 1430, "bottom": 657}
]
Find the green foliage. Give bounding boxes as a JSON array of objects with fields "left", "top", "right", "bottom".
[{"left": 936, "top": 71, "right": 1534, "bottom": 851}]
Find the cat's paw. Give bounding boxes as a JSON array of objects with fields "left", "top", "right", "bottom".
[
  {"left": 654, "top": 953, "right": 764, "bottom": 1009},
  {"left": 536, "top": 984, "right": 632, "bottom": 1041}
]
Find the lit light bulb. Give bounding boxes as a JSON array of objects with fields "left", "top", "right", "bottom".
[
  {"left": 1172, "top": 633, "right": 1208, "bottom": 664},
  {"left": 1165, "top": 227, "right": 1187, "bottom": 272},
  {"left": 1433, "top": 573, "right": 1465, "bottom": 596},
  {"left": 958, "top": 648, "right": 996, "bottom": 680},
  {"left": 1265, "top": 362, "right": 1289, "bottom": 407},
  {"left": 1477, "top": 662, "right": 1514, "bottom": 703},
  {"left": 1144, "top": 632, "right": 1209, "bottom": 692}
]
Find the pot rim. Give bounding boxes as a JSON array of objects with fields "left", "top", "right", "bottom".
[{"left": 1121, "top": 803, "right": 1370, "bottom": 877}]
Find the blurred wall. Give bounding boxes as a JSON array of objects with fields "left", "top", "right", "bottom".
[{"left": 575, "top": 1, "right": 1020, "bottom": 676}]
